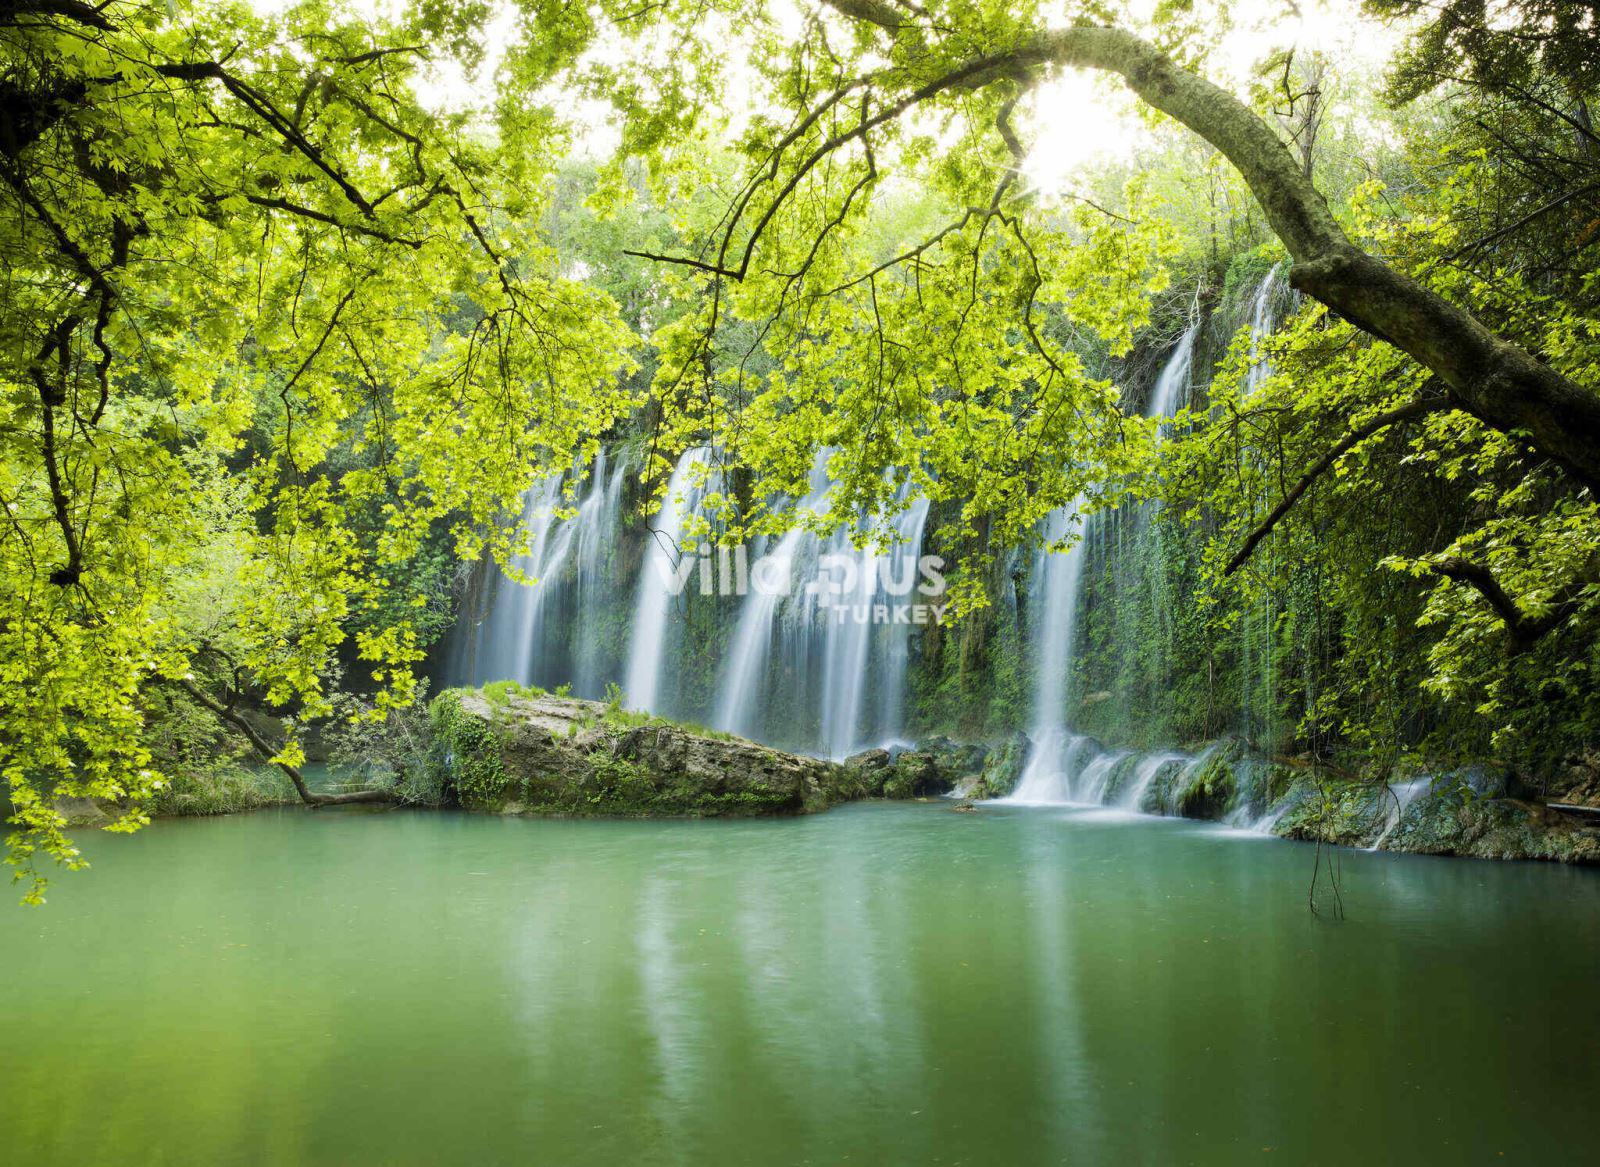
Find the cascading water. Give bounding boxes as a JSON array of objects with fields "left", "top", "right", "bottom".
[
  {"left": 1002, "top": 317, "right": 1203, "bottom": 808},
  {"left": 1146, "top": 318, "right": 1199, "bottom": 423},
  {"left": 625, "top": 448, "right": 718, "bottom": 715},
  {"left": 1118, "top": 751, "right": 1188, "bottom": 811},
  {"left": 1003, "top": 501, "right": 1091, "bottom": 804},
  {"left": 443, "top": 275, "right": 1299, "bottom": 814},
  {"left": 1077, "top": 750, "right": 1131, "bottom": 805},
  {"left": 451, "top": 470, "right": 569, "bottom": 688},
  {"left": 573, "top": 451, "right": 631, "bottom": 697},
  {"left": 713, "top": 456, "right": 833, "bottom": 740},
  {"left": 875, "top": 495, "right": 932, "bottom": 747},
  {"left": 449, "top": 443, "right": 933, "bottom": 760},
  {"left": 1239, "top": 268, "right": 1285, "bottom": 753},
  {"left": 449, "top": 451, "right": 632, "bottom": 696},
  {"left": 813, "top": 492, "right": 933, "bottom": 759}
]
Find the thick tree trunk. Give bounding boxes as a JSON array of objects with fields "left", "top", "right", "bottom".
[
  {"left": 828, "top": 7, "right": 1600, "bottom": 489},
  {"left": 1020, "top": 27, "right": 1600, "bottom": 491}
]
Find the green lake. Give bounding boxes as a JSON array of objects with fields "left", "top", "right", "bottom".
[{"left": 3, "top": 802, "right": 1597, "bottom": 1165}]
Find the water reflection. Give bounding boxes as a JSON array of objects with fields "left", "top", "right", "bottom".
[{"left": 2, "top": 805, "right": 1598, "bottom": 1166}]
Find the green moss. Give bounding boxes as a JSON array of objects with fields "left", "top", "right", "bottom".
[
  {"left": 428, "top": 688, "right": 511, "bottom": 809},
  {"left": 482, "top": 679, "right": 543, "bottom": 707}
]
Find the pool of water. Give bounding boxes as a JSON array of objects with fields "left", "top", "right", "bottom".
[{"left": 3, "top": 801, "right": 1597, "bottom": 1165}]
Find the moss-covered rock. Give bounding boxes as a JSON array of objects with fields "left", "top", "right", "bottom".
[
  {"left": 429, "top": 687, "right": 859, "bottom": 816},
  {"left": 960, "top": 731, "right": 1031, "bottom": 799},
  {"left": 882, "top": 750, "right": 953, "bottom": 799},
  {"left": 1276, "top": 773, "right": 1600, "bottom": 862}
]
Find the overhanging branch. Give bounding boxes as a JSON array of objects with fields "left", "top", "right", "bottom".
[
  {"left": 1225, "top": 396, "right": 1446, "bottom": 574},
  {"left": 178, "top": 678, "right": 397, "bottom": 807}
]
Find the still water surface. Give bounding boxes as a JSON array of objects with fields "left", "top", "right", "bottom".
[{"left": 3, "top": 802, "right": 1597, "bottom": 1165}]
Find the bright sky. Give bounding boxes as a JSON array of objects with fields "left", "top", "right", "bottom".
[
  {"left": 1021, "top": 1, "right": 1404, "bottom": 192},
  {"left": 253, "top": 0, "right": 1404, "bottom": 194}
]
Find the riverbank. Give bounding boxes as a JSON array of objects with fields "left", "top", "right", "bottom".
[
  {"left": 51, "top": 685, "right": 1596, "bottom": 867},
  {"left": 426, "top": 686, "right": 1600, "bottom": 864}
]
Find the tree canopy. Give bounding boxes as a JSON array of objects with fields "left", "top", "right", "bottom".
[{"left": 3, "top": 0, "right": 1597, "bottom": 898}]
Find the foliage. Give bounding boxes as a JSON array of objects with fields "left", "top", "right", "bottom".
[
  {"left": 6, "top": 0, "right": 1600, "bottom": 902},
  {"left": 1, "top": 0, "right": 635, "bottom": 898},
  {"left": 426, "top": 688, "right": 510, "bottom": 809}
]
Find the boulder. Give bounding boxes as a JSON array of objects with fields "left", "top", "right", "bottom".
[
  {"left": 430, "top": 688, "right": 860, "bottom": 816},
  {"left": 882, "top": 750, "right": 954, "bottom": 799}
]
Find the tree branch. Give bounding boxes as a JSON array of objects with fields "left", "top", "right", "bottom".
[
  {"left": 722, "top": 16, "right": 1600, "bottom": 490},
  {"left": 1225, "top": 396, "right": 1446, "bottom": 574},
  {"left": 1428, "top": 558, "right": 1576, "bottom": 654},
  {"left": 177, "top": 678, "right": 397, "bottom": 806}
]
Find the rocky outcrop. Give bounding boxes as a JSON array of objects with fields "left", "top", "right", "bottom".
[
  {"left": 953, "top": 731, "right": 1031, "bottom": 800},
  {"left": 1273, "top": 773, "right": 1600, "bottom": 863},
  {"left": 426, "top": 685, "right": 1599, "bottom": 859},
  {"left": 430, "top": 687, "right": 867, "bottom": 816},
  {"left": 1123, "top": 738, "right": 1599, "bottom": 864}
]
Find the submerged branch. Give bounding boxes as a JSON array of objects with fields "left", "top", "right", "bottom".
[{"left": 177, "top": 678, "right": 397, "bottom": 807}]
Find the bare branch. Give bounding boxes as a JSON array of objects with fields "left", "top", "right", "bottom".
[{"left": 1226, "top": 396, "right": 1446, "bottom": 574}]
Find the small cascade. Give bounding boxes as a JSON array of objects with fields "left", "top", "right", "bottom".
[
  {"left": 1005, "top": 729, "right": 1094, "bottom": 805},
  {"left": 1145, "top": 320, "right": 1199, "bottom": 423},
  {"left": 997, "top": 501, "right": 1091, "bottom": 804},
  {"left": 1368, "top": 777, "right": 1434, "bottom": 850},
  {"left": 625, "top": 448, "right": 719, "bottom": 715},
  {"left": 449, "top": 451, "right": 634, "bottom": 697},
  {"left": 1077, "top": 750, "right": 1130, "bottom": 804},
  {"left": 1243, "top": 267, "right": 1281, "bottom": 397},
  {"left": 1119, "top": 751, "right": 1187, "bottom": 811}
]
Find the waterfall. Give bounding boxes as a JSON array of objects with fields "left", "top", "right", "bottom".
[
  {"left": 812, "top": 491, "right": 933, "bottom": 759},
  {"left": 1002, "top": 501, "right": 1090, "bottom": 803},
  {"left": 1002, "top": 314, "right": 1204, "bottom": 807},
  {"left": 709, "top": 463, "right": 931, "bottom": 757},
  {"left": 451, "top": 470, "right": 568, "bottom": 687},
  {"left": 1006, "top": 730, "right": 1094, "bottom": 806},
  {"left": 625, "top": 447, "right": 718, "bottom": 715},
  {"left": 1076, "top": 750, "right": 1130, "bottom": 804},
  {"left": 876, "top": 495, "right": 932, "bottom": 747},
  {"left": 447, "top": 451, "right": 634, "bottom": 696},
  {"left": 1240, "top": 268, "right": 1284, "bottom": 751},
  {"left": 713, "top": 456, "right": 832, "bottom": 739},
  {"left": 1146, "top": 319, "right": 1199, "bottom": 422},
  {"left": 1118, "top": 751, "right": 1187, "bottom": 811},
  {"left": 1243, "top": 268, "right": 1281, "bottom": 398},
  {"left": 573, "top": 450, "right": 631, "bottom": 698}
]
